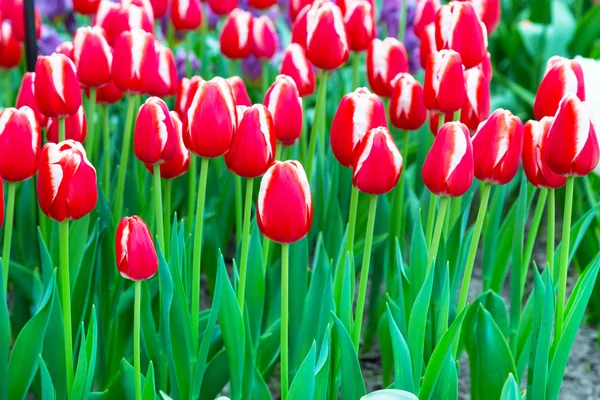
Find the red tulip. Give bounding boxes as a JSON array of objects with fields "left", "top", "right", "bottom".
[
  {"left": 94, "top": 1, "right": 127, "bottom": 45},
  {"left": 252, "top": 15, "right": 278, "bottom": 59},
  {"left": 424, "top": 49, "right": 465, "bottom": 114},
  {"left": 34, "top": 53, "right": 82, "bottom": 118},
  {"left": 422, "top": 121, "right": 474, "bottom": 197},
  {"left": 367, "top": 38, "right": 409, "bottom": 97},
  {"left": 116, "top": 216, "right": 158, "bottom": 280},
  {"left": 73, "top": 0, "right": 101, "bottom": 15},
  {"left": 418, "top": 23, "right": 436, "bottom": 70},
  {"left": 180, "top": 76, "right": 205, "bottom": 129},
  {"left": 414, "top": 0, "right": 439, "bottom": 38},
  {"left": 123, "top": 0, "right": 155, "bottom": 20},
  {"left": 291, "top": 3, "right": 311, "bottom": 49},
  {"left": 280, "top": 43, "right": 315, "bottom": 97},
  {"left": 257, "top": 160, "right": 312, "bottom": 243},
  {"left": 390, "top": 73, "right": 427, "bottom": 131},
  {"left": 146, "top": 112, "right": 190, "bottom": 179},
  {"left": 435, "top": 1, "right": 487, "bottom": 69},
  {"left": 123, "top": 1, "right": 155, "bottom": 33},
  {"left": 175, "top": 77, "right": 192, "bottom": 117},
  {"left": 462, "top": 0, "right": 500, "bottom": 34},
  {"left": 16, "top": 72, "right": 48, "bottom": 127},
  {"left": 10, "top": 0, "right": 40, "bottom": 42},
  {"left": 96, "top": 80, "right": 125, "bottom": 104},
  {"left": 460, "top": 67, "right": 490, "bottom": 131},
  {"left": 477, "top": 51, "right": 492, "bottom": 82},
  {"left": 37, "top": 140, "right": 98, "bottom": 222},
  {"left": 533, "top": 56, "right": 585, "bottom": 121},
  {"left": 227, "top": 76, "right": 251, "bottom": 107},
  {"left": 112, "top": 29, "right": 158, "bottom": 94},
  {"left": 472, "top": 109, "right": 524, "bottom": 184},
  {"left": 428, "top": 112, "right": 453, "bottom": 136},
  {"left": 522, "top": 117, "right": 566, "bottom": 189},
  {"left": 225, "top": 105, "right": 276, "bottom": 178},
  {"left": 56, "top": 41, "right": 74, "bottom": 61},
  {"left": 330, "top": 87, "right": 387, "bottom": 168},
  {"left": 171, "top": 0, "right": 203, "bottom": 31},
  {"left": 336, "top": 0, "right": 374, "bottom": 15},
  {"left": 150, "top": 42, "right": 177, "bottom": 97},
  {"left": 544, "top": 94, "right": 599, "bottom": 177},
  {"left": 306, "top": 1, "right": 350, "bottom": 70},
  {"left": 46, "top": 106, "right": 87, "bottom": 143},
  {"left": 352, "top": 126, "right": 402, "bottom": 195},
  {"left": 208, "top": 0, "right": 237, "bottom": 15},
  {"left": 220, "top": 8, "right": 253, "bottom": 59},
  {"left": 73, "top": 26, "right": 113, "bottom": 88},
  {"left": 186, "top": 77, "right": 237, "bottom": 158},
  {"left": 0, "top": 106, "right": 40, "bottom": 182},
  {"left": 290, "top": 0, "right": 312, "bottom": 21},
  {"left": 344, "top": 0, "right": 375, "bottom": 52},
  {"left": 264, "top": 75, "right": 303, "bottom": 145},
  {"left": 248, "top": 0, "right": 276, "bottom": 9},
  {"left": 0, "top": 21, "right": 22, "bottom": 69},
  {"left": 149, "top": 0, "right": 167, "bottom": 18},
  {"left": 134, "top": 97, "right": 178, "bottom": 165}
]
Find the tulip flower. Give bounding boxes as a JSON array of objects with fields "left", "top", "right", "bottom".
[
  {"left": 115, "top": 215, "right": 158, "bottom": 400},
  {"left": 74, "top": 0, "right": 101, "bottom": 15},
  {"left": 418, "top": 23, "right": 436, "bottom": 70},
  {"left": 424, "top": 50, "right": 465, "bottom": 114},
  {"left": 171, "top": 0, "right": 203, "bottom": 31},
  {"left": 208, "top": 0, "right": 237, "bottom": 15},
  {"left": 344, "top": 0, "right": 376, "bottom": 53},
  {"left": 252, "top": 15, "right": 278, "bottom": 60},
  {"left": 227, "top": 76, "right": 252, "bottom": 107},
  {"left": 149, "top": 0, "right": 167, "bottom": 18},
  {"left": 34, "top": 53, "right": 82, "bottom": 120},
  {"left": 366, "top": 38, "right": 409, "bottom": 97},
  {"left": 337, "top": 0, "right": 375, "bottom": 15},
  {"left": 291, "top": 4, "right": 311, "bottom": 49},
  {"left": 464, "top": 0, "right": 500, "bottom": 34},
  {"left": 533, "top": 56, "right": 585, "bottom": 120},
  {"left": 435, "top": 1, "right": 487, "bottom": 69},
  {"left": 279, "top": 43, "right": 315, "bottom": 97},
  {"left": 389, "top": 73, "right": 427, "bottom": 132},
  {"left": 175, "top": 77, "right": 193, "bottom": 118},
  {"left": 94, "top": 1, "right": 128, "bottom": 45},
  {"left": 73, "top": 26, "right": 112, "bottom": 88},
  {"left": 414, "top": 0, "right": 439, "bottom": 38},
  {"left": 16, "top": 73, "right": 48, "bottom": 127},
  {"left": 523, "top": 117, "right": 566, "bottom": 190},
  {"left": 0, "top": 21, "right": 22, "bottom": 70},
  {"left": 248, "top": 0, "right": 276, "bottom": 9},
  {"left": 264, "top": 75, "right": 303, "bottom": 146},
  {"left": 146, "top": 112, "right": 190, "bottom": 180},
  {"left": 96, "top": 80, "right": 125, "bottom": 105},
  {"left": 112, "top": 29, "right": 158, "bottom": 95},
  {"left": 306, "top": 2, "right": 350, "bottom": 70},
  {"left": 10, "top": 0, "right": 41, "bottom": 42},
  {"left": 219, "top": 9, "right": 253, "bottom": 60},
  {"left": 56, "top": 41, "right": 74, "bottom": 60},
  {"left": 46, "top": 106, "right": 88, "bottom": 144},
  {"left": 460, "top": 67, "right": 491, "bottom": 131},
  {"left": 150, "top": 42, "right": 178, "bottom": 97},
  {"left": 478, "top": 51, "right": 493, "bottom": 82},
  {"left": 290, "top": 0, "right": 313, "bottom": 21}
]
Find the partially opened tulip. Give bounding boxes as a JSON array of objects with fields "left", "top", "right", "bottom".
[
  {"left": 264, "top": 75, "right": 303, "bottom": 146},
  {"left": 460, "top": 67, "right": 491, "bottom": 131},
  {"left": 16, "top": 73, "right": 48, "bottom": 127},
  {"left": 34, "top": 53, "right": 82, "bottom": 121},
  {"left": 150, "top": 42, "right": 178, "bottom": 97},
  {"left": 344, "top": 0, "right": 376, "bottom": 54},
  {"left": 306, "top": 2, "right": 350, "bottom": 70},
  {"left": 0, "top": 21, "right": 22, "bottom": 70},
  {"left": 220, "top": 9, "right": 253, "bottom": 60},
  {"left": 279, "top": 43, "right": 315, "bottom": 97},
  {"left": 47, "top": 106, "right": 88, "bottom": 144},
  {"left": 227, "top": 76, "right": 252, "bottom": 107},
  {"left": 366, "top": 38, "right": 409, "bottom": 97},
  {"left": 414, "top": 0, "right": 439, "bottom": 38},
  {"left": 424, "top": 50, "right": 465, "bottom": 115}
]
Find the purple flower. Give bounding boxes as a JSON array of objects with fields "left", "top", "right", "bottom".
[
  {"left": 37, "top": 24, "right": 64, "bottom": 56},
  {"left": 175, "top": 48, "right": 201, "bottom": 79},
  {"left": 241, "top": 55, "right": 262, "bottom": 83},
  {"left": 37, "top": 0, "right": 72, "bottom": 20},
  {"left": 379, "top": 0, "right": 420, "bottom": 72}
]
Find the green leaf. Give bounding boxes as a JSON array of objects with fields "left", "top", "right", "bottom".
[
  {"left": 500, "top": 374, "right": 521, "bottom": 400},
  {"left": 244, "top": 223, "right": 265, "bottom": 350},
  {"left": 8, "top": 273, "right": 55, "bottom": 400},
  {"left": 331, "top": 313, "right": 366, "bottom": 400},
  {"left": 554, "top": 204, "right": 600, "bottom": 270},
  {"left": 142, "top": 362, "right": 156, "bottom": 400},
  {"left": 569, "top": 4, "right": 600, "bottom": 56},
  {"left": 289, "top": 237, "right": 309, "bottom": 372},
  {"left": 39, "top": 356, "right": 56, "bottom": 400},
  {"left": 288, "top": 342, "right": 316, "bottom": 400},
  {"left": 408, "top": 215, "right": 427, "bottom": 308},
  {"left": 314, "top": 323, "right": 332, "bottom": 400},
  {"left": 199, "top": 349, "right": 230, "bottom": 399},
  {"left": 0, "top": 269, "right": 10, "bottom": 400},
  {"left": 119, "top": 358, "right": 147, "bottom": 400},
  {"left": 528, "top": 270, "right": 553, "bottom": 400},
  {"left": 71, "top": 323, "right": 89, "bottom": 400},
  {"left": 385, "top": 305, "right": 413, "bottom": 392},
  {"left": 361, "top": 389, "right": 418, "bottom": 399}
]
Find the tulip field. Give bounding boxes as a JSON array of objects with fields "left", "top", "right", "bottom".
[{"left": 2, "top": 0, "right": 600, "bottom": 398}]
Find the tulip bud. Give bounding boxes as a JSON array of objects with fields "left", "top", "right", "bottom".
[
  {"left": 336, "top": 0, "right": 375, "bottom": 15},
  {"left": 0, "top": 21, "right": 22, "bottom": 69},
  {"left": 460, "top": 67, "right": 490, "bottom": 131},
  {"left": 123, "top": 2, "right": 155, "bottom": 33},
  {"left": 116, "top": 216, "right": 158, "bottom": 280},
  {"left": 112, "top": 29, "right": 158, "bottom": 94},
  {"left": 94, "top": 1, "right": 126, "bottom": 45},
  {"left": 46, "top": 106, "right": 88, "bottom": 144},
  {"left": 352, "top": 127, "right": 402, "bottom": 194},
  {"left": 291, "top": 3, "right": 311, "bottom": 49},
  {"left": 522, "top": 117, "right": 566, "bottom": 189},
  {"left": 10, "top": 0, "right": 40, "bottom": 42},
  {"left": 73, "top": 26, "right": 113, "bottom": 88},
  {"left": 208, "top": 0, "right": 237, "bottom": 15},
  {"left": 74, "top": 0, "right": 101, "bottom": 15},
  {"left": 306, "top": 2, "right": 350, "bottom": 70},
  {"left": 220, "top": 9, "right": 253, "bottom": 60},
  {"left": 414, "top": 0, "right": 439, "bottom": 38},
  {"left": 280, "top": 43, "right": 315, "bottom": 97},
  {"left": 149, "top": 0, "right": 167, "bottom": 18},
  {"left": 248, "top": 0, "right": 276, "bottom": 9},
  {"left": 225, "top": 105, "right": 276, "bottom": 178},
  {"left": 0, "top": 107, "right": 41, "bottom": 182},
  {"left": 463, "top": 0, "right": 500, "bottom": 34},
  {"left": 171, "top": 0, "right": 203, "bottom": 30},
  {"left": 435, "top": 1, "right": 487, "bottom": 69},
  {"left": 34, "top": 53, "right": 82, "bottom": 118},
  {"left": 533, "top": 56, "right": 585, "bottom": 121},
  {"left": 331, "top": 87, "right": 387, "bottom": 168},
  {"left": 252, "top": 16, "right": 279, "bottom": 60},
  {"left": 146, "top": 112, "right": 190, "bottom": 179},
  {"left": 264, "top": 75, "right": 303, "bottom": 145},
  {"left": 472, "top": 109, "right": 524, "bottom": 184},
  {"left": 367, "top": 38, "right": 409, "bottom": 97},
  {"left": 390, "top": 73, "right": 427, "bottom": 131},
  {"left": 96, "top": 81, "right": 125, "bottom": 104},
  {"left": 418, "top": 23, "right": 436, "bottom": 70},
  {"left": 16, "top": 73, "right": 48, "bottom": 127},
  {"left": 544, "top": 94, "right": 599, "bottom": 177},
  {"left": 290, "top": 0, "right": 312, "bottom": 21},
  {"left": 175, "top": 77, "right": 192, "bottom": 117},
  {"left": 180, "top": 76, "right": 205, "bottom": 131},
  {"left": 150, "top": 42, "right": 177, "bottom": 97},
  {"left": 186, "top": 77, "right": 237, "bottom": 158},
  {"left": 56, "top": 41, "right": 74, "bottom": 61},
  {"left": 477, "top": 51, "right": 492, "bottom": 82},
  {"left": 422, "top": 121, "right": 474, "bottom": 197},
  {"left": 227, "top": 76, "right": 252, "bottom": 107},
  {"left": 257, "top": 160, "right": 312, "bottom": 243},
  {"left": 344, "top": 0, "right": 375, "bottom": 52},
  {"left": 424, "top": 49, "right": 465, "bottom": 113},
  {"left": 134, "top": 97, "right": 178, "bottom": 165},
  {"left": 37, "top": 140, "right": 98, "bottom": 221}
]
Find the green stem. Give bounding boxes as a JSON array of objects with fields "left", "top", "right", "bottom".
[
  {"left": 262, "top": 238, "right": 271, "bottom": 273},
  {"left": 426, "top": 196, "right": 449, "bottom": 276},
  {"left": 134, "top": 280, "right": 142, "bottom": 400},
  {"left": 556, "top": 177, "right": 574, "bottom": 339},
  {"left": 4, "top": 69, "right": 11, "bottom": 107},
  {"left": 59, "top": 221, "right": 74, "bottom": 395},
  {"left": 397, "top": 0, "right": 408, "bottom": 43},
  {"left": 235, "top": 176, "right": 243, "bottom": 244},
  {"left": 262, "top": 61, "right": 270, "bottom": 96},
  {"left": 236, "top": 178, "right": 254, "bottom": 311},
  {"left": 87, "top": 87, "right": 97, "bottom": 161},
  {"left": 547, "top": 189, "right": 555, "bottom": 277},
  {"left": 352, "top": 52, "right": 360, "bottom": 89},
  {"left": 102, "top": 105, "right": 111, "bottom": 198},
  {"left": 164, "top": 179, "right": 171, "bottom": 258},
  {"left": 390, "top": 130, "right": 409, "bottom": 243},
  {"left": 59, "top": 116, "right": 66, "bottom": 142},
  {"left": 299, "top": 98, "right": 308, "bottom": 161},
  {"left": 2, "top": 182, "right": 15, "bottom": 295},
  {"left": 306, "top": 71, "right": 328, "bottom": 179},
  {"left": 187, "top": 156, "right": 198, "bottom": 232},
  {"left": 198, "top": 15, "right": 208, "bottom": 77},
  {"left": 281, "top": 243, "right": 290, "bottom": 400},
  {"left": 352, "top": 195, "right": 378, "bottom": 349},
  {"left": 230, "top": 59, "right": 237, "bottom": 78},
  {"left": 153, "top": 165, "right": 165, "bottom": 253},
  {"left": 523, "top": 188, "right": 548, "bottom": 272},
  {"left": 191, "top": 158, "right": 209, "bottom": 352},
  {"left": 114, "top": 94, "right": 137, "bottom": 219},
  {"left": 457, "top": 183, "right": 492, "bottom": 313},
  {"left": 425, "top": 193, "right": 437, "bottom": 247},
  {"left": 186, "top": 32, "right": 193, "bottom": 78},
  {"left": 345, "top": 186, "right": 360, "bottom": 255}
]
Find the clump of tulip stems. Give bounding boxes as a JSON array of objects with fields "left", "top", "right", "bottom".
[
  {"left": 103, "top": 105, "right": 111, "bottom": 197},
  {"left": 306, "top": 71, "right": 329, "bottom": 179},
  {"left": 556, "top": 177, "right": 575, "bottom": 340},
  {"left": 281, "top": 243, "right": 290, "bottom": 399},
  {"left": 236, "top": 178, "right": 254, "bottom": 310},
  {"left": 86, "top": 87, "right": 97, "bottom": 161},
  {"left": 114, "top": 94, "right": 138, "bottom": 219}
]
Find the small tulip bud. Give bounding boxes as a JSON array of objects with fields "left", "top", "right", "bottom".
[
  {"left": 367, "top": 38, "right": 409, "bottom": 97},
  {"left": 390, "top": 73, "right": 427, "bottom": 131},
  {"left": 424, "top": 49, "right": 465, "bottom": 114},
  {"left": 264, "top": 75, "right": 303, "bottom": 145},
  {"left": 34, "top": 53, "right": 82, "bottom": 118},
  {"left": 73, "top": 26, "right": 113, "bottom": 88},
  {"left": 522, "top": 117, "right": 566, "bottom": 189},
  {"left": 0, "top": 106, "right": 41, "bottom": 182},
  {"left": 134, "top": 97, "right": 179, "bottom": 165},
  {"left": 116, "top": 216, "right": 158, "bottom": 280}
]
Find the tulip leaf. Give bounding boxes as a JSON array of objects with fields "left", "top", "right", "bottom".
[
  {"left": 288, "top": 341, "right": 316, "bottom": 400},
  {"left": 142, "top": 362, "right": 156, "bottom": 400},
  {"left": 71, "top": 322, "right": 89, "bottom": 400},
  {"left": 199, "top": 349, "right": 230, "bottom": 400},
  {"left": 69, "top": 215, "right": 90, "bottom": 285},
  {"left": 119, "top": 358, "right": 147, "bottom": 399},
  {"left": 386, "top": 305, "right": 413, "bottom": 392},
  {"left": 244, "top": 223, "right": 265, "bottom": 350},
  {"left": 257, "top": 319, "right": 281, "bottom": 374},
  {"left": 361, "top": 389, "right": 419, "bottom": 399},
  {"left": 409, "top": 214, "right": 427, "bottom": 309},
  {"left": 290, "top": 237, "right": 309, "bottom": 372},
  {"left": 500, "top": 374, "right": 521, "bottom": 400},
  {"left": 569, "top": 4, "right": 600, "bottom": 55},
  {"left": 39, "top": 355, "right": 56, "bottom": 400},
  {"left": 482, "top": 185, "right": 508, "bottom": 286},
  {"left": 0, "top": 271, "right": 9, "bottom": 400},
  {"left": 331, "top": 313, "right": 367, "bottom": 400},
  {"left": 314, "top": 323, "right": 332, "bottom": 400}
]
